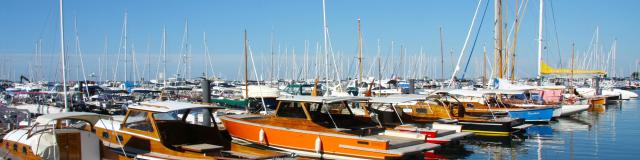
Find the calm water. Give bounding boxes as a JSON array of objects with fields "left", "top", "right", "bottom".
[{"left": 447, "top": 90, "right": 640, "bottom": 160}]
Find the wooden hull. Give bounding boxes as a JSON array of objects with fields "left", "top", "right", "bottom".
[
  {"left": 221, "top": 115, "right": 437, "bottom": 159},
  {"left": 589, "top": 97, "right": 606, "bottom": 105}
]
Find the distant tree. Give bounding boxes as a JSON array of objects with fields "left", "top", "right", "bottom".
[{"left": 632, "top": 72, "right": 639, "bottom": 80}]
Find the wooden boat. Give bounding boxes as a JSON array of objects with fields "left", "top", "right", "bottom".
[
  {"left": 588, "top": 96, "right": 607, "bottom": 105},
  {"left": 93, "top": 101, "right": 287, "bottom": 159},
  {"left": 221, "top": 96, "right": 438, "bottom": 159},
  {"left": 1, "top": 112, "right": 115, "bottom": 160},
  {"left": 363, "top": 97, "right": 474, "bottom": 145},
  {"left": 381, "top": 94, "right": 531, "bottom": 137},
  {"left": 447, "top": 90, "right": 557, "bottom": 122}
]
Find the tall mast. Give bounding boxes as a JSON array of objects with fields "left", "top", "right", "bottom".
[
  {"left": 357, "top": 17, "right": 363, "bottom": 86},
  {"left": 322, "top": 0, "right": 329, "bottom": 87},
  {"left": 244, "top": 30, "right": 249, "bottom": 98},
  {"left": 400, "top": 45, "right": 404, "bottom": 79},
  {"left": 124, "top": 11, "right": 128, "bottom": 82},
  {"left": 495, "top": 0, "right": 503, "bottom": 79},
  {"left": 439, "top": 27, "right": 444, "bottom": 80},
  {"left": 612, "top": 39, "right": 617, "bottom": 77},
  {"left": 162, "top": 26, "right": 167, "bottom": 87},
  {"left": 203, "top": 32, "right": 209, "bottom": 78},
  {"left": 270, "top": 31, "right": 274, "bottom": 82},
  {"left": 510, "top": 0, "right": 522, "bottom": 81},
  {"left": 537, "top": 0, "right": 544, "bottom": 81},
  {"left": 59, "top": 0, "right": 69, "bottom": 111},
  {"left": 483, "top": 45, "right": 487, "bottom": 86},
  {"left": 571, "top": 42, "right": 575, "bottom": 86},
  {"left": 377, "top": 39, "right": 381, "bottom": 97}
]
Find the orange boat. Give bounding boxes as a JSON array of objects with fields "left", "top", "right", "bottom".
[
  {"left": 221, "top": 96, "right": 439, "bottom": 159},
  {"left": 93, "top": 101, "right": 287, "bottom": 159}
]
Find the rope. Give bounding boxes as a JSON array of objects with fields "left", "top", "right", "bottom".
[
  {"left": 461, "top": 0, "right": 490, "bottom": 80},
  {"left": 391, "top": 104, "right": 404, "bottom": 125},
  {"left": 323, "top": 102, "right": 339, "bottom": 129}
]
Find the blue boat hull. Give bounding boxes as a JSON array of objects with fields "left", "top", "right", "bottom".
[{"left": 508, "top": 108, "right": 554, "bottom": 122}]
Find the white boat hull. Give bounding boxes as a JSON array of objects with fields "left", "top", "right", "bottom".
[{"left": 553, "top": 104, "right": 589, "bottom": 117}]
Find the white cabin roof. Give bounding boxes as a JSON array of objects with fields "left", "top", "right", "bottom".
[
  {"left": 35, "top": 112, "right": 110, "bottom": 125},
  {"left": 367, "top": 97, "right": 420, "bottom": 104},
  {"left": 386, "top": 94, "right": 427, "bottom": 100},
  {"left": 128, "top": 101, "right": 223, "bottom": 113},
  {"left": 277, "top": 95, "right": 370, "bottom": 103},
  {"left": 448, "top": 89, "right": 525, "bottom": 97}
]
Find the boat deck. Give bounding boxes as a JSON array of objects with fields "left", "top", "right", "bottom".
[
  {"left": 367, "top": 135, "right": 424, "bottom": 149},
  {"left": 231, "top": 114, "right": 352, "bottom": 136}
]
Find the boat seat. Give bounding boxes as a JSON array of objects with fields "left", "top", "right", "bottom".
[{"left": 175, "top": 143, "right": 223, "bottom": 153}]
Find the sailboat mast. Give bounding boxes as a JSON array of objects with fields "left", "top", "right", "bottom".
[
  {"left": 322, "top": 0, "right": 329, "bottom": 87},
  {"left": 357, "top": 17, "right": 363, "bottom": 85},
  {"left": 270, "top": 31, "right": 274, "bottom": 83},
  {"left": 377, "top": 39, "right": 381, "bottom": 97},
  {"left": 203, "top": 32, "right": 208, "bottom": 78},
  {"left": 495, "top": 0, "right": 503, "bottom": 79},
  {"left": 439, "top": 27, "right": 444, "bottom": 80},
  {"left": 162, "top": 26, "right": 167, "bottom": 87},
  {"left": 537, "top": 0, "right": 544, "bottom": 81},
  {"left": 509, "top": 0, "right": 522, "bottom": 81},
  {"left": 59, "top": 0, "right": 69, "bottom": 111},
  {"left": 124, "top": 11, "right": 128, "bottom": 82},
  {"left": 483, "top": 45, "right": 487, "bottom": 86},
  {"left": 571, "top": 42, "right": 575, "bottom": 86},
  {"left": 244, "top": 30, "right": 249, "bottom": 98}
]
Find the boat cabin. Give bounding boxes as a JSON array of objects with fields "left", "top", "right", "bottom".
[
  {"left": 274, "top": 96, "right": 382, "bottom": 136},
  {"left": 2, "top": 112, "right": 110, "bottom": 160}
]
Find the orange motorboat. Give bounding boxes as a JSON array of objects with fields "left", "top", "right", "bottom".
[{"left": 221, "top": 96, "right": 438, "bottom": 159}]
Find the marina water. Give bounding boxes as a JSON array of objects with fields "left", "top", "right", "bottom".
[{"left": 443, "top": 90, "right": 640, "bottom": 159}]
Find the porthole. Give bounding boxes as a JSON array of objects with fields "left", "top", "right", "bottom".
[{"left": 102, "top": 131, "right": 110, "bottom": 138}]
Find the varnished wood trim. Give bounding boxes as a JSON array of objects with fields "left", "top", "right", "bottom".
[
  {"left": 275, "top": 101, "right": 282, "bottom": 114},
  {"left": 299, "top": 102, "right": 312, "bottom": 121},
  {"left": 119, "top": 109, "right": 160, "bottom": 140}
]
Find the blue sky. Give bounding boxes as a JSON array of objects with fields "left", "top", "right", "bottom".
[{"left": 1, "top": 0, "right": 639, "bottom": 81}]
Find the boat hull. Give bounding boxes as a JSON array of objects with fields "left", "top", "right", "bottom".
[
  {"left": 221, "top": 115, "right": 436, "bottom": 159},
  {"left": 555, "top": 104, "right": 589, "bottom": 117},
  {"left": 507, "top": 108, "right": 555, "bottom": 122}
]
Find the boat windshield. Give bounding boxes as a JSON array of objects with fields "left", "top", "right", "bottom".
[
  {"left": 153, "top": 111, "right": 181, "bottom": 121},
  {"left": 124, "top": 110, "right": 154, "bottom": 132},
  {"left": 308, "top": 102, "right": 381, "bottom": 136},
  {"left": 154, "top": 108, "right": 228, "bottom": 149},
  {"left": 276, "top": 101, "right": 308, "bottom": 119}
]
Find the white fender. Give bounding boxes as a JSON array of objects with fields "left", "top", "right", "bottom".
[
  {"left": 259, "top": 129, "right": 265, "bottom": 144},
  {"left": 315, "top": 136, "right": 322, "bottom": 153}
]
